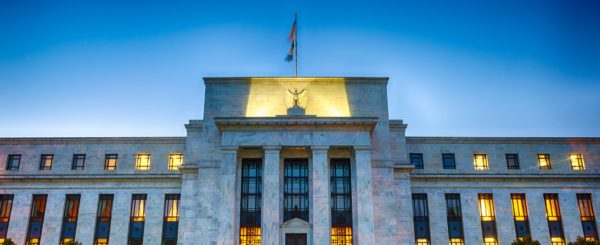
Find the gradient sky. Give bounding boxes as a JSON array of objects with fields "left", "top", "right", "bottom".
[{"left": 1, "top": 0, "right": 599, "bottom": 137}]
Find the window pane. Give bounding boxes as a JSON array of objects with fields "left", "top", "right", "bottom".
[
  {"left": 168, "top": 153, "right": 183, "bottom": 171},
  {"left": 136, "top": 153, "right": 151, "bottom": 170}
]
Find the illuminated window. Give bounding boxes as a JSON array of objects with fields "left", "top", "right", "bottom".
[
  {"left": 71, "top": 154, "right": 85, "bottom": 170},
  {"left": 331, "top": 158, "right": 353, "bottom": 245},
  {"left": 445, "top": 194, "right": 464, "bottom": 245},
  {"left": 577, "top": 194, "right": 598, "bottom": 241},
  {"left": 104, "top": 154, "right": 118, "bottom": 170},
  {"left": 240, "top": 159, "right": 262, "bottom": 245},
  {"left": 0, "top": 195, "right": 14, "bottom": 241},
  {"left": 544, "top": 194, "right": 565, "bottom": 245},
  {"left": 6, "top": 154, "right": 20, "bottom": 170},
  {"left": 410, "top": 153, "right": 424, "bottom": 169},
  {"left": 168, "top": 153, "right": 184, "bottom": 171},
  {"left": 449, "top": 238, "right": 465, "bottom": 245},
  {"left": 284, "top": 158, "right": 309, "bottom": 222},
  {"left": 39, "top": 154, "right": 53, "bottom": 170},
  {"left": 412, "top": 194, "right": 430, "bottom": 245},
  {"left": 26, "top": 194, "right": 47, "bottom": 245},
  {"left": 442, "top": 153, "right": 456, "bottom": 169},
  {"left": 162, "top": 194, "right": 180, "bottom": 245},
  {"left": 128, "top": 194, "right": 147, "bottom": 245},
  {"left": 94, "top": 194, "right": 113, "bottom": 245},
  {"left": 60, "top": 194, "right": 80, "bottom": 245},
  {"left": 570, "top": 154, "right": 585, "bottom": 170},
  {"left": 506, "top": 154, "right": 520, "bottom": 169},
  {"left": 474, "top": 154, "right": 489, "bottom": 170},
  {"left": 510, "top": 193, "right": 531, "bottom": 239},
  {"left": 136, "top": 153, "right": 151, "bottom": 170},
  {"left": 478, "top": 194, "right": 498, "bottom": 245},
  {"left": 538, "top": 154, "right": 551, "bottom": 170}
]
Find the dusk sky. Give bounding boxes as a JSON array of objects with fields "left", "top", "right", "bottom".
[{"left": 1, "top": 0, "right": 599, "bottom": 137}]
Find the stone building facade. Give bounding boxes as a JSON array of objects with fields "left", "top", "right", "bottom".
[{"left": 0, "top": 77, "right": 599, "bottom": 245}]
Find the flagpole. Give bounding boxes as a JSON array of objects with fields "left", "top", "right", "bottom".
[{"left": 294, "top": 13, "right": 298, "bottom": 77}]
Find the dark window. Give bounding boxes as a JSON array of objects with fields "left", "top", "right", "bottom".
[
  {"left": 410, "top": 153, "right": 424, "bottom": 169},
  {"left": 162, "top": 194, "right": 180, "bottom": 245},
  {"left": 104, "top": 154, "right": 118, "bottom": 170},
  {"left": 510, "top": 193, "right": 531, "bottom": 239},
  {"left": 39, "top": 154, "right": 53, "bottom": 170},
  {"left": 577, "top": 194, "right": 598, "bottom": 241},
  {"left": 60, "top": 194, "right": 81, "bottom": 245},
  {"left": 26, "top": 194, "right": 47, "bottom": 245},
  {"left": 6, "top": 155, "right": 20, "bottom": 170},
  {"left": 94, "top": 194, "right": 113, "bottom": 245},
  {"left": 240, "top": 159, "right": 262, "bottom": 245},
  {"left": 412, "top": 193, "right": 430, "bottom": 245},
  {"left": 544, "top": 194, "right": 565, "bottom": 245},
  {"left": 442, "top": 153, "right": 456, "bottom": 169},
  {"left": 506, "top": 154, "right": 520, "bottom": 169},
  {"left": 72, "top": 154, "right": 85, "bottom": 170},
  {"left": 538, "top": 154, "right": 552, "bottom": 170},
  {"left": 284, "top": 158, "right": 309, "bottom": 222},
  {"left": 330, "top": 158, "right": 353, "bottom": 245},
  {"left": 0, "top": 194, "right": 14, "bottom": 241},
  {"left": 445, "top": 193, "right": 464, "bottom": 245},
  {"left": 128, "top": 194, "right": 147, "bottom": 245},
  {"left": 478, "top": 193, "right": 498, "bottom": 245}
]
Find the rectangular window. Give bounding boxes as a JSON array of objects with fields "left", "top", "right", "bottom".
[
  {"left": 104, "top": 154, "right": 118, "bottom": 170},
  {"left": 544, "top": 194, "right": 565, "bottom": 245},
  {"left": 26, "top": 194, "right": 47, "bottom": 245},
  {"left": 442, "top": 153, "right": 456, "bottom": 169},
  {"left": 474, "top": 154, "right": 489, "bottom": 170},
  {"left": 39, "top": 154, "right": 53, "bottom": 170},
  {"left": 445, "top": 193, "right": 464, "bottom": 245},
  {"left": 72, "top": 154, "right": 85, "bottom": 170},
  {"left": 94, "top": 194, "right": 113, "bottom": 245},
  {"left": 577, "top": 194, "right": 598, "bottom": 241},
  {"left": 506, "top": 154, "right": 520, "bottom": 169},
  {"left": 128, "top": 194, "right": 147, "bottom": 245},
  {"left": 284, "top": 158, "right": 309, "bottom": 222},
  {"left": 410, "top": 153, "right": 424, "bottom": 169},
  {"left": 136, "top": 153, "right": 151, "bottom": 170},
  {"left": 60, "top": 194, "right": 81, "bottom": 245},
  {"left": 6, "top": 154, "right": 20, "bottom": 170},
  {"left": 570, "top": 154, "right": 585, "bottom": 170},
  {"left": 0, "top": 194, "right": 14, "bottom": 242},
  {"left": 538, "top": 154, "right": 552, "bottom": 170},
  {"left": 331, "top": 158, "right": 353, "bottom": 245},
  {"left": 240, "top": 159, "right": 262, "bottom": 245},
  {"left": 510, "top": 193, "right": 531, "bottom": 239},
  {"left": 168, "top": 153, "right": 183, "bottom": 171},
  {"left": 162, "top": 194, "right": 180, "bottom": 245},
  {"left": 412, "top": 193, "right": 430, "bottom": 245},
  {"left": 478, "top": 193, "right": 498, "bottom": 245}
]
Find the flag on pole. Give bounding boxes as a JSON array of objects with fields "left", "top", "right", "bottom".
[{"left": 285, "top": 15, "right": 297, "bottom": 62}]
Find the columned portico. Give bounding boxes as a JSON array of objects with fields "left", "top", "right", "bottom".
[{"left": 311, "top": 145, "right": 331, "bottom": 244}]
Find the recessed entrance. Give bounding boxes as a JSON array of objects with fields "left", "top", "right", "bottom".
[{"left": 285, "top": 233, "right": 307, "bottom": 245}]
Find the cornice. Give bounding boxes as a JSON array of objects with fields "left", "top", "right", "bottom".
[
  {"left": 204, "top": 77, "right": 389, "bottom": 85},
  {"left": 0, "top": 137, "right": 186, "bottom": 145},
  {"left": 406, "top": 137, "right": 600, "bottom": 144},
  {"left": 214, "top": 116, "right": 378, "bottom": 132}
]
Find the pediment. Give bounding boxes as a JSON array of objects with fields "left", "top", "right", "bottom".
[{"left": 281, "top": 218, "right": 311, "bottom": 228}]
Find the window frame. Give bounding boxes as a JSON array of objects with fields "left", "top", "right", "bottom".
[
  {"left": 570, "top": 154, "right": 585, "bottom": 171},
  {"left": 168, "top": 153, "right": 183, "bottom": 171},
  {"left": 0, "top": 194, "right": 14, "bottom": 241},
  {"left": 6, "top": 154, "right": 21, "bottom": 170},
  {"left": 510, "top": 193, "right": 531, "bottom": 239},
  {"left": 412, "top": 193, "right": 430, "bottom": 245},
  {"left": 506, "top": 154, "right": 520, "bottom": 170},
  {"left": 39, "top": 154, "right": 54, "bottom": 170},
  {"left": 60, "top": 194, "right": 81, "bottom": 245},
  {"left": 71, "top": 154, "right": 86, "bottom": 170},
  {"left": 330, "top": 158, "right": 353, "bottom": 245},
  {"left": 94, "top": 194, "right": 113, "bottom": 245},
  {"left": 104, "top": 154, "right": 118, "bottom": 170},
  {"left": 576, "top": 193, "right": 598, "bottom": 241},
  {"left": 135, "top": 153, "right": 151, "bottom": 170},
  {"left": 442, "top": 153, "right": 456, "bottom": 169},
  {"left": 283, "top": 158, "right": 309, "bottom": 222},
  {"left": 410, "top": 153, "right": 424, "bottom": 169},
  {"left": 239, "top": 158, "right": 262, "bottom": 245},
  {"left": 537, "top": 154, "right": 552, "bottom": 170},
  {"left": 473, "top": 154, "right": 489, "bottom": 170}
]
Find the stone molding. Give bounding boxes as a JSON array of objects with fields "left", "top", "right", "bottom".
[
  {"left": 310, "top": 145, "right": 329, "bottom": 151},
  {"left": 409, "top": 173, "right": 600, "bottom": 181},
  {"left": 203, "top": 77, "right": 389, "bottom": 84},
  {"left": 178, "top": 164, "right": 200, "bottom": 174},
  {"left": 0, "top": 137, "right": 186, "bottom": 145},
  {"left": 406, "top": 136, "right": 600, "bottom": 144},
  {"left": 263, "top": 145, "right": 282, "bottom": 151},
  {"left": 214, "top": 117, "right": 378, "bottom": 132}
]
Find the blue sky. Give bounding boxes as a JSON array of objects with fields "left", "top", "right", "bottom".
[{"left": 1, "top": 0, "right": 599, "bottom": 137}]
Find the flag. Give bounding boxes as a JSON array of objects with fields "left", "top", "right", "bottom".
[{"left": 285, "top": 15, "right": 297, "bottom": 62}]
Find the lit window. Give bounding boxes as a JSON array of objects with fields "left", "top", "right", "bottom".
[
  {"left": 39, "top": 154, "right": 53, "bottom": 170},
  {"left": 510, "top": 194, "right": 531, "bottom": 239},
  {"left": 71, "top": 154, "right": 85, "bottom": 170},
  {"left": 162, "top": 194, "right": 180, "bottom": 245},
  {"left": 104, "top": 154, "right": 118, "bottom": 170},
  {"left": 478, "top": 193, "right": 498, "bottom": 245},
  {"left": 544, "top": 194, "right": 565, "bottom": 245},
  {"left": 94, "top": 194, "right": 113, "bottom": 245},
  {"left": 26, "top": 194, "right": 47, "bottom": 245},
  {"left": 331, "top": 158, "right": 353, "bottom": 245},
  {"left": 570, "top": 154, "right": 585, "bottom": 170},
  {"left": 168, "top": 153, "right": 183, "bottom": 171},
  {"left": 538, "top": 154, "right": 551, "bottom": 170},
  {"left": 0, "top": 194, "right": 14, "bottom": 242},
  {"left": 136, "top": 153, "right": 151, "bottom": 170},
  {"left": 449, "top": 238, "right": 465, "bottom": 245},
  {"left": 6, "top": 155, "right": 20, "bottom": 170},
  {"left": 474, "top": 154, "right": 488, "bottom": 170},
  {"left": 506, "top": 154, "right": 520, "bottom": 169},
  {"left": 442, "top": 153, "right": 456, "bottom": 169},
  {"left": 240, "top": 159, "right": 262, "bottom": 245},
  {"left": 60, "top": 194, "right": 80, "bottom": 244},
  {"left": 410, "top": 153, "right": 424, "bottom": 169},
  {"left": 576, "top": 194, "right": 598, "bottom": 241},
  {"left": 128, "top": 194, "right": 147, "bottom": 244}
]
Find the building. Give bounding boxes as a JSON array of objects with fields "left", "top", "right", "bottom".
[{"left": 1, "top": 77, "right": 599, "bottom": 245}]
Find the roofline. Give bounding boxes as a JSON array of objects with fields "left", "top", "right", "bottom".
[
  {"left": 0, "top": 137, "right": 186, "bottom": 145},
  {"left": 203, "top": 77, "right": 389, "bottom": 84},
  {"left": 406, "top": 136, "right": 600, "bottom": 144}
]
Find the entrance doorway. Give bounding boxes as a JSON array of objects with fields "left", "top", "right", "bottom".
[{"left": 285, "top": 233, "right": 307, "bottom": 245}]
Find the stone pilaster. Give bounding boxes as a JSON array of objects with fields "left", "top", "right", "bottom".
[
  {"left": 144, "top": 192, "right": 164, "bottom": 245},
  {"left": 394, "top": 166, "right": 415, "bottom": 244},
  {"left": 528, "top": 191, "right": 550, "bottom": 244},
  {"left": 217, "top": 146, "right": 238, "bottom": 245},
  {"left": 560, "top": 192, "right": 582, "bottom": 243},
  {"left": 177, "top": 164, "right": 199, "bottom": 245},
  {"left": 311, "top": 146, "right": 331, "bottom": 244},
  {"left": 40, "top": 191, "right": 62, "bottom": 245},
  {"left": 6, "top": 192, "right": 30, "bottom": 245},
  {"left": 110, "top": 192, "right": 130, "bottom": 245},
  {"left": 354, "top": 146, "right": 375, "bottom": 245},
  {"left": 76, "top": 192, "right": 98, "bottom": 244},
  {"left": 262, "top": 146, "right": 282, "bottom": 245}
]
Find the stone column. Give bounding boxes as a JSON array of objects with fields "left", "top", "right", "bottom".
[
  {"left": 354, "top": 146, "right": 376, "bottom": 245},
  {"left": 262, "top": 146, "right": 282, "bottom": 245},
  {"left": 311, "top": 146, "right": 331, "bottom": 244},
  {"left": 177, "top": 164, "right": 199, "bottom": 245},
  {"left": 217, "top": 146, "right": 238, "bottom": 245}
]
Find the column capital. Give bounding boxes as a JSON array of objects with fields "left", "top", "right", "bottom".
[
  {"left": 311, "top": 145, "right": 329, "bottom": 151},
  {"left": 221, "top": 145, "right": 238, "bottom": 153},
  {"left": 354, "top": 145, "right": 372, "bottom": 151},
  {"left": 263, "top": 145, "right": 282, "bottom": 151}
]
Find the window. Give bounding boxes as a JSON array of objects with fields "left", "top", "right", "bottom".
[
  {"left": 26, "top": 194, "right": 47, "bottom": 245},
  {"left": 331, "top": 158, "right": 353, "bottom": 245},
  {"left": 474, "top": 154, "right": 489, "bottom": 170},
  {"left": 240, "top": 159, "right": 262, "bottom": 245},
  {"left": 39, "top": 154, "right": 53, "bottom": 170},
  {"left": 94, "top": 194, "right": 113, "bottom": 245},
  {"left": 168, "top": 153, "right": 183, "bottom": 171},
  {"left": 576, "top": 194, "right": 598, "bottom": 241},
  {"left": 445, "top": 193, "right": 464, "bottom": 245},
  {"left": 538, "top": 154, "right": 551, "bottom": 170},
  {"left": 0, "top": 195, "right": 14, "bottom": 242},
  {"left": 412, "top": 194, "right": 430, "bottom": 245},
  {"left": 162, "top": 194, "right": 180, "bottom": 245},
  {"left": 104, "top": 154, "right": 118, "bottom": 170},
  {"left": 544, "top": 194, "right": 565, "bottom": 245},
  {"left": 72, "top": 154, "right": 86, "bottom": 170},
  {"left": 410, "top": 153, "right": 424, "bottom": 169},
  {"left": 442, "top": 153, "right": 455, "bottom": 169},
  {"left": 6, "top": 155, "right": 20, "bottom": 170},
  {"left": 128, "top": 194, "right": 147, "bottom": 245},
  {"left": 60, "top": 194, "right": 80, "bottom": 245},
  {"left": 478, "top": 194, "right": 498, "bottom": 245},
  {"left": 284, "top": 158, "right": 309, "bottom": 222},
  {"left": 136, "top": 153, "right": 151, "bottom": 170},
  {"left": 570, "top": 154, "right": 585, "bottom": 170},
  {"left": 510, "top": 194, "right": 531, "bottom": 240},
  {"left": 506, "top": 154, "right": 520, "bottom": 169}
]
